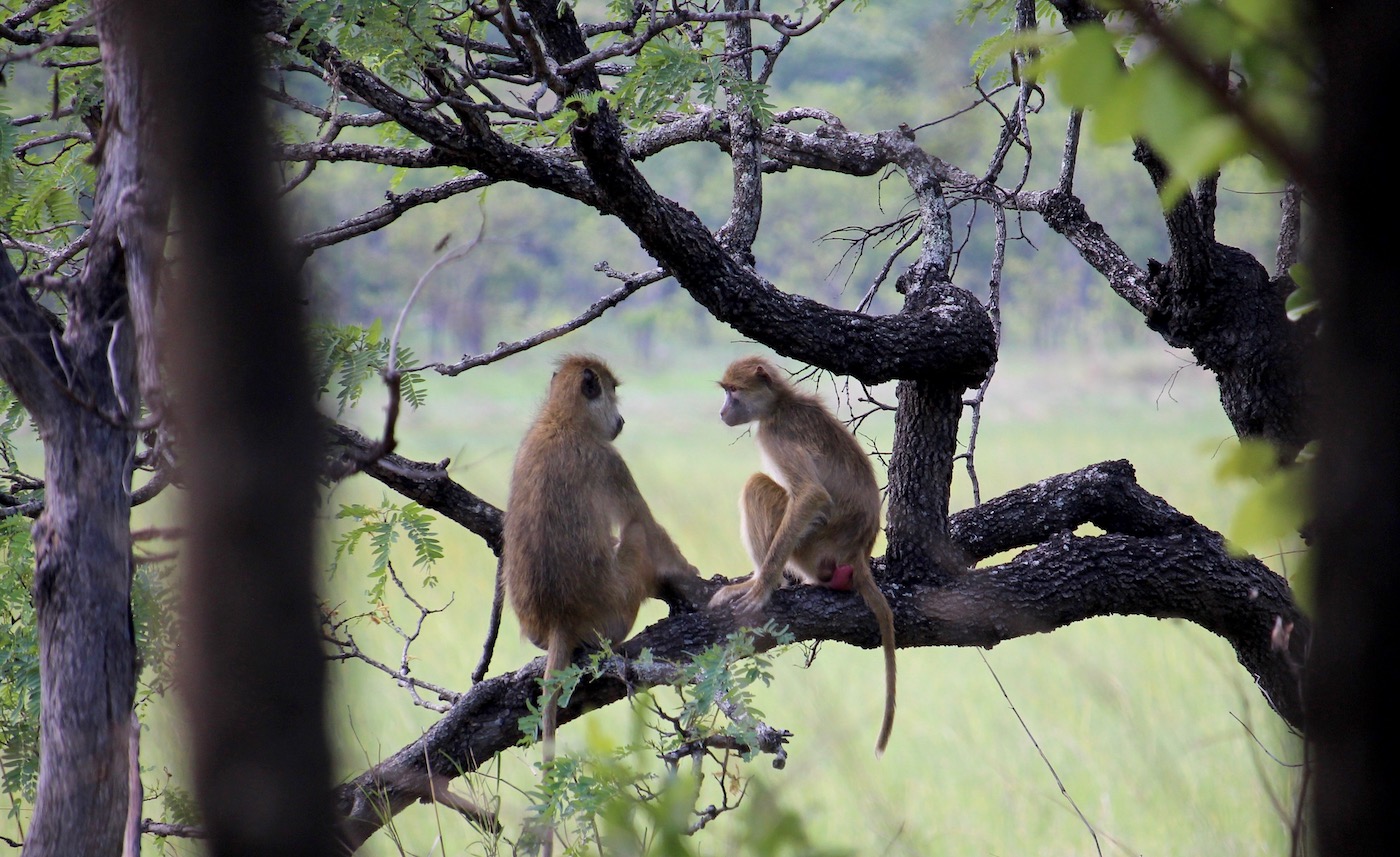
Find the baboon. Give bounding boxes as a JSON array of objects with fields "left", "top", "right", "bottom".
[
  {"left": 710, "top": 355, "right": 897, "bottom": 754},
  {"left": 502, "top": 354, "right": 697, "bottom": 852}
]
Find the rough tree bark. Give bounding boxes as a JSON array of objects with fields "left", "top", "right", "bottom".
[
  {"left": 321, "top": 450, "right": 1307, "bottom": 850},
  {"left": 0, "top": 250, "right": 135, "bottom": 857},
  {"left": 0, "top": 1, "right": 1322, "bottom": 851},
  {"left": 0, "top": 0, "right": 163, "bottom": 849},
  {"left": 1040, "top": 0, "right": 1314, "bottom": 455}
]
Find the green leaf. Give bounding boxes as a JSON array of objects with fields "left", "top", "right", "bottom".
[
  {"left": 1213, "top": 437, "right": 1280, "bottom": 482},
  {"left": 1212, "top": 438, "right": 1311, "bottom": 556},
  {"left": 1044, "top": 26, "right": 1124, "bottom": 108},
  {"left": 1228, "top": 465, "right": 1307, "bottom": 554},
  {"left": 1285, "top": 264, "right": 1318, "bottom": 320}
]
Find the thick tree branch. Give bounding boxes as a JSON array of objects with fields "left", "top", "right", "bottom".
[
  {"left": 281, "top": 6, "right": 1001, "bottom": 386},
  {"left": 1030, "top": 188, "right": 1154, "bottom": 314},
  {"left": 949, "top": 458, "right": 1195, "bottom": 559},
  {"left": 1030, "top": 11, "right": 1315, "bottom": 454},
  {"left": 297, "top": 38, "right": 606, "bottom": 211},
  {"left": 0, "top": 251, "right": 66, "bottom": 417},
  {"left": 325, "top": 423, "right": 504, "bottom": 554},
  {"left": 518, "top": 0, "right": 994, "bottom": 386},
  {"left": 328, "top": 459, "right": 1307, "bottom": 852}
]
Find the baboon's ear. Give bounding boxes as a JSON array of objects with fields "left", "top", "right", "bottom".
[
  {"left": 753, "top": 364, "right": 771, "bottom": 385},
  {"left": 581, "top": 367, "right": 603, "bottom": 400}
]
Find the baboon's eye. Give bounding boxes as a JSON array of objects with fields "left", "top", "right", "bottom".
[{"left": 581, "top": 368, "right": 603, "bottom": 400}]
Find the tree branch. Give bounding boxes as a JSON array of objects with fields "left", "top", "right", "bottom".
[
  {"left": 0, "top": 250, "right": 66, "bottom": 418},
  {"left": 328, "top": 459, "right": 1308, "bottom": 852},
  {"left": 325, "top": 423, "right": 504, "bottom": 554},
  {"left": 519, "top": 0, "right": 995, "bottom": 386}
]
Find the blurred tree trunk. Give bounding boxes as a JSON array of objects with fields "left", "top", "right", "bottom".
[
  {"left": 125, "top": 0, "right": 337, "bottom": 854},
  {"left": 1307, "top": 0, "right": 1397, "bottom": 852}
]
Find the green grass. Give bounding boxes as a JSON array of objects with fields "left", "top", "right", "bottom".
[{"left": 84, "top": 339, "right": 1301, "bottom": 856}]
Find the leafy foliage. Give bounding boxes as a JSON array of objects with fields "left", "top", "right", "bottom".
[
  {"left": 0, "top": 43, "right": 100, "bottom": 271},
  {"left": 1028, "top": 0, "right": 1313, "bottom": 201},
  {"left": 1212, "top": 436, "right": 1312, "bottom": 602},
  {"left": 0, "top": 379, "right": 41, "bottom": 810},
  {"left": 0, "top": 515, "right": 38, "bottom": 812},
  {"left": 667, "top": 622, "right": 792, "bottom": 759},
  {"left": 331, "top": 498, "right": 443, "bottom": 600},
  {"left": 310, "top": 320, "right": 428, "bottom": 417},
  {"left": 612, "top": 29, "right": 776, "bottom": 131},
  {"left": 132, "top": 561, "right": 180, "bottom": 703},
  {"left": 1284, "top": 263, "right": 1317, "bottom": 321},
  {"left": 517, "top": 623, "right": 804, "bottom": 856}
]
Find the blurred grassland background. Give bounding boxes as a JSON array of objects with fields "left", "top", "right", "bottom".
[{"left": 134, "top": 327, "right": 1303, "bottom": 857}]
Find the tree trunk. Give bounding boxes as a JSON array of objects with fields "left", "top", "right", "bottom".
[
  {"left": 127, "top": 1, "right": 337, "bottom": 854},
  {"left": 23, "top": 347, "right": 136, "bottom": 857},
  {"left": 1307, "top": 0, "right": 1398, "bottom": 851},
  {"left": 885, "top": 373, "right": 963, "bottom": 585},
  {"left": 0, "top": 227, "right": 137, "bottom": 857},
  {"left": 0, "top": 0, "right": 157, "bottom": 848}
]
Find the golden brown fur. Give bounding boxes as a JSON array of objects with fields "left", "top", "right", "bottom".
[
  {"left": 502, "top": 354, "right": 696, "bottom": 851},
  {"left": 710, "top": 355, "right": 898, "bottom": 754}
]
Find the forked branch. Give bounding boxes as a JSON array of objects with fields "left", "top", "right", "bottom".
[{"left": 327, "top": 459, "right": 1308, "bottom": 852}]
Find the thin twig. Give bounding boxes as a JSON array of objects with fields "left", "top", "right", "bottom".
[
  {"left": 472, "top": 557, "right": 507, "bottom": 683},
  {"left": 419, "top": 266, "right": 662, "bottom": 376},
  {"left": 980, "top": 651, "right": 1103, "bottom": 857}
]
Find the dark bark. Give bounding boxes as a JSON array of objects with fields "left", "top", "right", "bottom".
[
  {"left": 1134, "top": 144, "right": 1314, "bottom": 455},
  {"left": 1038, "top": 178, "right": 1312, "bottom": 455},
  {"left": 1030, "top": 13, "right": 1315, "bottom": 457},
  {"left": 296, "top": 39, "right": 607, "bottom": 211},
  {"left": 287, "top": 5, "right": 1002, "bottom": 387},
  {"left": 328, "top": 459, "right": 1306, "bottom": 850},
  {"left": 0, "top": 2, "right": 1333, "bottom": 853},
  {"left": 1306, "top": 0, "right": 1397, "bottom": 852},
  {"left": 949, "top": 459, "right": 1194, "bottom": 558},
  {"left": 327, "top": 423, "right": 504, "bottom": 554},
  {"left": 512, "top": 0, "right": 995, "bottom": 604},
  {"left": 130, "top": 1, "right": 335, "bottom": 854},
  {"left": 568, "top": 100, "right": 994, "bottom": 385},
  {"left": 884, "top": 376, "right": 963, "bottom": 584},
  {"left": 884, "top": 280, "right": 967, "bottom": 586}
]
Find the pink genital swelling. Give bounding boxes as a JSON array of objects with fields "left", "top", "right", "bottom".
[{"left": 827, "top": 564, "right": 855, "bottom": 591}]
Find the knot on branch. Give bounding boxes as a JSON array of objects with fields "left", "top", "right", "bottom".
[{"left": 1039, "top": 188, "right": 1090, "bottom": 236}]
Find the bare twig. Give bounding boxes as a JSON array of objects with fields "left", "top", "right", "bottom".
[
  {"left": 958, "top": 204, "right": 1007, "bottom": 506},
  {"left": 322, "top": 562, "right": 463, "bottom": 712},
  {"left": 342, "top": 215, "right": 489, "bottom": 473},
  {"left": 420, "top": 268, "right": 660, "bottom": 376},
  {"left": 472, "top": 557, "right": 507, "bottom": 683},
  {"left": 980, "top": 651, "right": 1103, "bottom": 857}
]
